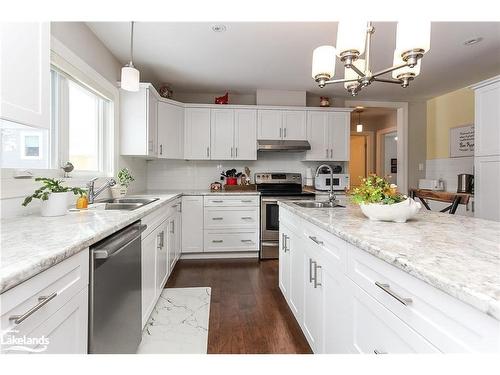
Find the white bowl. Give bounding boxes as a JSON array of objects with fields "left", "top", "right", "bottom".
[{"left": 359, "top": 198, "right": 421, "bottom": 223}]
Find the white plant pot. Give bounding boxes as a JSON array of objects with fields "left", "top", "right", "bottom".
[
  {"left": 111, "top": 185, "right": 128, "bottom": 198},
  {"left": 40, "top": 192, "right": 69, "bottom": 217},
  {"left": 359, "top": 198, "right": 421, "bottom": 223}
]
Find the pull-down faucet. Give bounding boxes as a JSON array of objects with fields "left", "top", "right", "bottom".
[
  {"left": 315, "top": 164, "right": 338, "bottom": 204},
  {"left": 87, "top": 177, "right": 116, "bottom": 204}
]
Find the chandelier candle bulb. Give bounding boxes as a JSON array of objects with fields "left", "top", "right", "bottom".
[
  {"left": 312, "top": 45, "right": 337, "bottom": 83},
  {"left": 336, "top": 21, "right": 368, "bottom": 61}
]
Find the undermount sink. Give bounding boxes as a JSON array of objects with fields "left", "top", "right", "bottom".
[
  {"left": 294, "top": 201, "right": 345, "bottom": 209},
  {"left": 91, "top": 197, "right": 159, "bottom": 211}
]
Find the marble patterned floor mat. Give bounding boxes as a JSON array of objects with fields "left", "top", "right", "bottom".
[{"left": 137, "top": 287, "right": 211, "bottom": 354}]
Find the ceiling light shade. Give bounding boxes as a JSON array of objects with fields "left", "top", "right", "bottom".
[
  {"left": 312, "top": 45, "right": 336, "bottom": 81},
  {"left": 395, "top": 21, "right": 431, "bottom": 57},
  {"left": 344, "top": 58, "right": 366, "bottom": 89},
  {"left": 356, "top": 124, "right": 363, "bottom": 132},
  {"left": 391, "top": 51, "right": 421, "bottom": 79},
  {"left": 121, "top": 65, "right": 140, "bottom": 92},
  {"left": 336, "top": 21, "right": 367, "bottom": 57}
]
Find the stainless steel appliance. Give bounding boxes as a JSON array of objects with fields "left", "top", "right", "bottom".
[
  {"left": 314, "top": 172, "right": 350, "bottom": 191},
  {"left": 89, "top": 221, "right": 146, "bottom": 353},
  {"left": 257, "top": 139, "right": 311, "bottom": 152},
  {"left": 457, "top": 173, "right": 474, "bottom": 194},
  {"left": 256, "top": 172, "right": 315, "bottom": 259}
]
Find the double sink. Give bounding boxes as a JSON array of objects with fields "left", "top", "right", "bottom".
[
  {"left": 92, "top": 197, "right": 159, "bottom": 211},
  {"left": 293, "top": 201, "right": 345, "bottom": 209}
]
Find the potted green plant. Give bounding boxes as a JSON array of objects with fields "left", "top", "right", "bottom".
[
  {"left": 111, "top": 168, "right": 135, "bottom": 198},
  {"left": 22, "top": 178, "right": 87, "bottom": 217},
  {"left": 349, "top": 175, "right": 421, "bottom": 223}
]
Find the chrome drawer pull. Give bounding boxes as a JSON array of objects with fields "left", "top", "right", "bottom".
[
  {"left": 241, "top": 216, "right": 253, "bottom": 220},
  {"left": 211, "top": 200, "right": 223, "bottom": 203},
  {"left": 241, "top": 239, "right": 253, "bottom": 243},
  {"left": 374, "top": 349, "right": 387, "bottom": 354},
  {"left": 309, "top": 258, "right": 314, "bottom": 283},
  {"left": 212, "top": 240, "right": 223, "bottom": 243},
  {"left": 308, "top": 236, "right": 324, "bottom": 246},
  {"left": 241, "top": 200, "right": 253, "bottom": 203},
  {"left": 313, "top": 264, "right": 322, "bottom": 288},
  {"left": 375, "top": 281, "right": 413, "bottom": 306},
  {"left": 9, "top": 292, "right": 58, "bottom": 324},
  {"left": 212, "top": 217, "right": 223, "bottom": 220}
]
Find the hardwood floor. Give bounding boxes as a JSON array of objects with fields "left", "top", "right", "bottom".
[{"left": 166, "top": 258, "right": 312, "bottom": 354}]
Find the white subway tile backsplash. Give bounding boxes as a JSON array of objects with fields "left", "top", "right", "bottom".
[{"left": 425, "top": 157, "right": 473, "bottom": 192}]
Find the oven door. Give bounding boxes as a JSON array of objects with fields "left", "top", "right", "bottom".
[{"left": 261, "top": 198, "right": 280, "bottom": 241}]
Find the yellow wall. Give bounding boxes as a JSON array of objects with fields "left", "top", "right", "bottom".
[{"left": 426, "top": 87, "right": 474, "bottom": 159}]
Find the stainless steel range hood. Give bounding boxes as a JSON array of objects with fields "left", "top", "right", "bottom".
[{"left": 257, "top": 139, "right": 311, "bottom": 152}]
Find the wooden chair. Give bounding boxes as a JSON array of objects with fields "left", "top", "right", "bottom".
[{"left": 409, "top": 189, "right": 471, "bottom": 215}]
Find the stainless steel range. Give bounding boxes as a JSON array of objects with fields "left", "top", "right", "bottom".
[{"left": 256, "top": 172, "right": 315, "bottom": 259}]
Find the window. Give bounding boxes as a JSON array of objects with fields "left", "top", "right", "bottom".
[
  {"left": 21, "top": 133, "right": 42, "bottom": 159},
  {"left": 1, "top": 121, "right": 49, "bottom": 168}
]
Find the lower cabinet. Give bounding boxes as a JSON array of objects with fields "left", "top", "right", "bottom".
[{"left": 181, "top": 196, "right": 204, "bottom": 253}]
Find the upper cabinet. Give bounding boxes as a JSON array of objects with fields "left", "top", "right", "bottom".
[
  {"left": 120, "top": 85, "right": 158, "bottom": 157},
  {"left": 472, "top": 77, "right": 500, "bottom": 157},
  {"left": 157, "top": 100, "right": 184, "bottom": 159},
  {"left": 210, "top": 108, "right": 257, "bottom": 160},
  {"left": 184, "top": 107, "right": 211, "bottom": 160},
  {"left": 305, "top": 111, "right": 350, "bottom": 161},
  {"left": 257, "top": 109, "right": 306, "bottom": 140},
  {"left": 0, "top": 22, "right": 50, "bottom": 129}
]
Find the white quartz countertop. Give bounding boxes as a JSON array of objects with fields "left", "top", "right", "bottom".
[
  {"left": 145, "top": 189, "right": 260, "bottom": 196},
  {"left": 278, "top": 201, "right": 500, "bottom": 320}
]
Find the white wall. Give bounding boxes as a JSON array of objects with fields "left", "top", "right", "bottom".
[{"left": 147, "top": 153, "right": 346, "bottom": 191}]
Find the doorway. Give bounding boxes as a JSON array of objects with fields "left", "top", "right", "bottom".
[{"left": 350, "top": 135, "right": 367, "bottom": 187}]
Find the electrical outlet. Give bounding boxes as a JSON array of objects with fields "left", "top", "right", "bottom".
[{"left": 418, "top": 163, "right": 424, "bottom": 171}]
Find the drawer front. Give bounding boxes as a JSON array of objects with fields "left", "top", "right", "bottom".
[
  {"left": 204, "top": 207, "right": 259, "bottom": 229},
  {"left": 1, "top": 249, "right": 89, "bottom": 339},
  {"left": 204, "top": 195, "right": 259, "bottom": 207},
  {"left": 347, "top": 244, "right": 500, "bottom": 353},
  {"left": 142, "top": 205, "right": 173, "bottom": 238},
  {"left": 204, "top": 230, "right": 259, "bottom": 252},
  {"left": 349, "top": 279, "right": 440, "bottom": 353}
]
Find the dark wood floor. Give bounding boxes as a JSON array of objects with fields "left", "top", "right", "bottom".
[{"left": 165, "top": 258, "right": 312, "bottom": 354}]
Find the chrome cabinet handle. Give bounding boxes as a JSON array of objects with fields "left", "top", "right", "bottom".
[
  {"left": 159, "top": 144, "right": 163, "bottom": 155},
  {"left": 309, "top": 258, "right": 314, "bottom": 283},
  {"left": 374, "top": 349, "right": 387, "bottom": 354},
  {"left": 241, "top": 216, "right": 253, "bottom": 220},
  {"left": 206, "top": 147, "right": 210, "bottom": 157},
  {"left": 279, "top": 128, "right": 282, "bottom": 138},
  {"left": 330, "top": 149, "right": 333, "bottom": 158},
  {"left": 313, "top": 264, "right": 322, "bottom": 288},
  {"left": 231, "top": 147, "right": 233, "bottom": 157},
  {"left": 157, "top": 231, "right": 164, "bottom": 249},
  {"left": 308, "top": 236, "right": 324, "bottom": 246},
  {"left": 211, "top": 200, "right": 223, "bottom": 203},
  {"left": 9, "top": 292, "right": 58, "bottom": 324},
  {"left": 284, "top": 127, "right": 287, "bottom": 138},
  {"left": 170, "top": 220, "right": 175, "bottom": 234},
  {"left": 281, "top": 233, "right": 286, "bottom": 251},
  {"left": 241, "top": 200, "right": 253, "bottom": 203},
  {"left": 235, "top": 147, "right": 238, "bottom": 157},
  {"left": 284, "top": 235, "right": 290, "bottom": 252},
  {"left": 212, "top": 239, "right": 223, "bottom": 243},
  {"left": 212, "top": 217, "right": 223, "bottom": 220},
  {"left": 375, "top": 281, "right": 413, "bottom": 306},
  {"left": 325, "top": 149, "right": 328, "bottom": 158},
  {"left": 241, "top": 239, "right": 253, "bottom": 243}
]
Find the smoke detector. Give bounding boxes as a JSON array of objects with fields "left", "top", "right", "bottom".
[{"left": 211, "top": 24, "right": 227, "bottom": 33}]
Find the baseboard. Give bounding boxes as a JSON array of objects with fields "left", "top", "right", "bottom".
[{"left": 180, "top": 251, "right": 259, "bottom": 260}]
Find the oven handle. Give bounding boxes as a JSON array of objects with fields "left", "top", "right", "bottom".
[{"left": 261, "top": 198, "right": 278, "bottom": 203}]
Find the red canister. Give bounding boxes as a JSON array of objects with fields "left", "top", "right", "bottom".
[{"left": 226, "top": 177, "right": 237, "bottom": 185}]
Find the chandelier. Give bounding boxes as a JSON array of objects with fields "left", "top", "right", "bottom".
[{"left": 312, "top": 22, "right": 431, "bottom": 96}]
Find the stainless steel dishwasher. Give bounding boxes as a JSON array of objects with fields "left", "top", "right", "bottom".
[{"left": 89, "top": 221, "right": 146, "bottom": 354}]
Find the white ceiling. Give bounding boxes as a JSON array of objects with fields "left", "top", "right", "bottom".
[{"left": 86, "top": 22, "right": 500, "bottom": 101}]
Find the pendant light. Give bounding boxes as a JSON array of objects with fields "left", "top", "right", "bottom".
[
  {"left": 356, "top": 111, "right": 363, "bottom": 133},
  {"left": 121, "top": 21, "right": 140, "bottom": 92}
]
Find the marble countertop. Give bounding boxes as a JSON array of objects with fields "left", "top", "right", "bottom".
[
  {"left": 279, "top": 201, "right": 500, "bottom": 320},
  {"left": 0, "top": 193, "right": 183, "bottom": 294},
  {"left": 145, "top": 189, "right": 260, "bottom": 196}
]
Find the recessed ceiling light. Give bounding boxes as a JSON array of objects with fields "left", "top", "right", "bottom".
[
  {"left": 211, "top": 24, "right": 227, "bottom": 33},
  {"left": 463, "top": 37, "right": 483, "bottom": 46}
]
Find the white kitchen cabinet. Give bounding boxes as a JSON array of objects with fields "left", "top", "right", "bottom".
[
  {"left": 210, "top": 108, "right": 235, "bottom": 159},
  {"left": 278, "top": 225, "right": 292, "bottom": 299},
  {"left": 0, "top": 249, "right": 88, "bottom": 354},
  {"left": 184, "top": 107, "right": 211, "bottom": 159},
  {"left": 474, "top": 155, "right": 500, "bottom": 221},
  {"left": 257, "top": 109, "right": 306, "bottom": 140},
  {"left": 302, "top": 249, "right": 324, "bottom": 353},
  {"left": 141, "top": 227, "right": 158, "bottom": 326},
  {"left": 203, "top": 229, "right": 259, "bottom": 252},
  {"left": 155, "top": 222, "right": 168, "bottom": 298},
  {"left": 181, "top": 196, "right": 204, "bottom": 253},
  {"left": 157, "top": 100, "right": 184, "bottom": 159},
  {"left": 234, "top": 109, "right": 257, "bottom": 160},
  {"left": 0, "top": 22, "right": 50, "bottom": 129},
  {"left": 305, "top": 111, "right": 350, "bottom": 161},
  {"left": 167, "top": 203, "right": 182, "bottom": 274},
  {"left": 120, "top": 85, "right": 158, "bottom": 157}
]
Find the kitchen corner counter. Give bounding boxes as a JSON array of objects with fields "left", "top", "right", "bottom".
[
  {"left": 0, "top": 193, "right": 182, "bottom": 294},
  {"left": 278, "top": 201, "right": 500, "bottom": 320}
]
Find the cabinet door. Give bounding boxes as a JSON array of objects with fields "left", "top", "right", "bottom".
[
  {"left": 175, "top": 207, "right": 182, "bottom": 262},
  {"left": 305, "top": 112, "right": 329, "bottom": 160},
  {"left": 181, "top": 196, "right": 204, "bottom": 253},
  {"left": 302, "top": 251, "right": 324, "bottom": 353},
  {"left": 474, "top": 155, "right": 500, "bottom": 221},
  {"left": 475, "top": 81, "right": 500, "bottom": 157},
  {"left": 210, "top": 108, "right": 235, "bottom": 160},
  {"left": 141, "top": 231, "right": 157, "bottom": 327},
  {"left": 288, "top": 231, "right": 304, "bottom": 322},
  {"left": 147, "top": 88, "right": 158, "bottom": 157},
  {"left": 0, "top": 22, "right": 50, "bottom": 129},
  {"left": 155, "top": 223, "right": 168, "bottom": 295},
  {"left": 282, "top": 110, "right": 306, "bottom": 140},
  {"left": 234, "top": 109, "right": 257, "bottom": 160},
  {"left": 157, "top": 101, "right": 184, "bottom": 159},
  {"left": 184, "top": 107, "right": 211, "bottom": 159},
  {"left": 329, "top": 112, "right": 350, "bottom": 161},
  {"left": 257, "top": 110, "right": 283, "bottom": 140},
  {"left": 167, "top": 217, "right": 176, "bottom": 274},
  {"left": 279, "top": 227, "right": 291, "bottom": 300}
]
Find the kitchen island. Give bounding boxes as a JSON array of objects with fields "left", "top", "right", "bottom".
[{"left": 278, "top": 200, "right": 500, "bottom": 353}]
